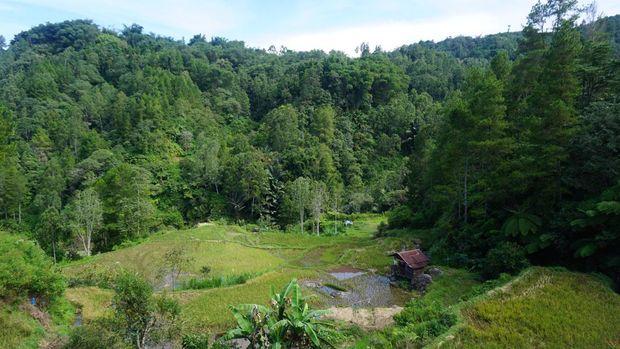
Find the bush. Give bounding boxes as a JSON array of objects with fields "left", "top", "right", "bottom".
[
  {"left": 180, "top": 272, "right": 261, "bottom": 290},
  {"left": 182, "top": 333, "right": 209, "bottom": 349},
  {"left": 113, "top": 272, "right": 181, "bottom": 347},
  {"left": 0, "top": 232, "right": 65, "bottom": 306},
  {"left": 392, "top": 298, "right": 457, "bottom": 346},
  {"left": 64, "top": 319, "right": 129, "bottom": 349},
  {"left": 374, "top": 221, "right": 388, "bottom": 237},
  {"left": 482, "top": 241, "right": 529, "bottom": 279},
  {"left": 387, "top": 206, "right": 414, "bottom": 229}
]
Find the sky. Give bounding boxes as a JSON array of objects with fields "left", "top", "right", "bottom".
[{"left": 1, "top": 0, "right": 619, "bottom": 56}]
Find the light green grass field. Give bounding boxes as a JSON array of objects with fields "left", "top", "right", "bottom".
[
  {"left": 61, "top": 215, "right": 414, "bottom": 333},
  {"left": 48, "top": 219, "right": 620, "bottom": 347},
  {"left": 433, "top": 267, "right": 620, "bottom": 349}
]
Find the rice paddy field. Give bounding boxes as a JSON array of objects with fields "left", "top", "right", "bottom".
[
  {"left": 61, "top": 215, "right": 417, "bottom": 333},
  {"left": 60, "top": 216, "right": 620, "bottom": 347}
]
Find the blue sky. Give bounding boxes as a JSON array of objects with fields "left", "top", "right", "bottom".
[{"left": 1, "top": 0, "right": 619, "bottom": 55}]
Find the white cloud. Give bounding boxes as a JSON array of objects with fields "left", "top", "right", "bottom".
[
  {"left": 6, "top": 0, "right": 245, "bottom": 37},
  {"left": 250, "top": 13, "right": 523, "bottom": 56}
]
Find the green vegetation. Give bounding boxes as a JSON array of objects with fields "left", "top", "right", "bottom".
[
  {"left": 435, "top": 267, "right": 620, "bottom": 348},
  {"left": 0, "top": 0, "right": 619, "bottom": 347},
  {"left": 181, "top": 272, "right": 262, "bottom": 290},
  {"left": 0, "top": 232, "right": 72, "bottom": 348},
  {"left": 223, "top": 279, "right": 336, "bottom": 348}
]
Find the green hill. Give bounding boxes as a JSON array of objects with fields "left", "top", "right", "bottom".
[{"left": 435, "top": 267, "right": 620, "bottom": 349}]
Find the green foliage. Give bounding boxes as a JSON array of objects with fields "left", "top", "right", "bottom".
[
  {"left": 223, "top": 279, "right": 336, "bottom": 348},
  {"left": 112, "top": 271, "right": 181, "bottom": 348},
  {"left": 181, "top": 272, "right": 261, "bottom": 290},
  {"left": 481, "top": 242, "right": 530, "bottom": 279},
  {"left": 64, "top": 318, "right": 129, "bottom": 349},
  {"left": 0, "top": 232, "right": 65, "bottom": 305},
  {"left": 386, "top": 206, "right": 414, "bottom": 229},
  {"left": 393, "top": 299, "right": 457, "bottom": 344},
  {"left": 181, "top": 333, "right": 209, "bottom": 349}
]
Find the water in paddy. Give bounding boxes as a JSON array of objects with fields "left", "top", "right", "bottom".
[{"left": 313, "top": 270, "right": 411, "bottom": 308}]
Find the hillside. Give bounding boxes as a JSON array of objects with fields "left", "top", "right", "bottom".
[
  {"left": 60, "top": 223, "right": 620, "bottom": 347},
  {"left": 0, "top": 1, "right": 619, "bottom": 347},
  {"left": 61, "top": 216, "right": 414, "bottom": 333},
  {"left": 435, "top": 267, "right": 620, "bottom": 348}
]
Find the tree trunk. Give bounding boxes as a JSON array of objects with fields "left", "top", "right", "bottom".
[
  {"left": 52, "top": 237, "right": 57, "bottom": 264},
  {"left": 463, "top": 157, "right": 469, "bottom": 225},
  {"left": 80, "top": 234, "right": 89, "bottom": 257},
  {"left": 316, "top": 217, "right": 320, "bottom": 236}
]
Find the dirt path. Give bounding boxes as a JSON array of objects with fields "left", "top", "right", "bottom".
[{"left": 325, "top": 306, "right": 402, "bottom": 330}]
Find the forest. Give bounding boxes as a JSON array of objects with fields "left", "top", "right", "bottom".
[{"left": 0, "top": 0, "right": 619, "bottom": 348}]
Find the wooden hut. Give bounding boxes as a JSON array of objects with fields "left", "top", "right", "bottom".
[{"left": 391, "top": 249, "right": 428, "bottom": 281}]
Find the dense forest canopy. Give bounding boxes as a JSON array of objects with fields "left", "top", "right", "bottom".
[{"left": 0, "top": 5, "right": 619, "bottom": 284}]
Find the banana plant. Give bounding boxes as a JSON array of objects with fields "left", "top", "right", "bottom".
[{"left": 223, "top": 279, "right": 335, "bottom": 348}]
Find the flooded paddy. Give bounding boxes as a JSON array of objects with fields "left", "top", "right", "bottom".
[{"left": 306, "top": 267, "right": 412, "bottom": 308}]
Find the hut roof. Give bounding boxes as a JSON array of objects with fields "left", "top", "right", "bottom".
[{"left": 391, "top": 249, "right": 428, "bottom": 269}]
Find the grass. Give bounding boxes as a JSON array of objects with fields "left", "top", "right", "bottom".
[
  {"left": 64, "top": 287, "right": 114, "bottom": 321},
  {"left": 180, "top": 272, "right": 262, "bottom": 290},
  {"left": 58, "top": 219, "right": 620, "bottom": 348},
  {"left": 433, "top": 267, "right": 620, "bottom": 349},
  {"left": 323, "top": 282, "right": 348, "bottom": 292},
  {"left": 178, "top": 268, "right": 318, "bottom": 333},
  {"left": 61, "top": 214, "right": 415, "bottom": 335},
  {"left": 0, "top": 303, "right": 45, "bottom": 349},
  {"left": 0, "top": 298, "right": 75, "bottom": 349},
  {"left": 63, "top": 239, "right": 283, "bottom": 283},
  {"left": 424, "top": 267, "right": 481, "bottom": 306}
]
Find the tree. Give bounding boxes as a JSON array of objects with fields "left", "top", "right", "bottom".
[
  {"left": 113, "top": 272, "right": 180, "bottom": 349},
  {"left": 284, "top": 177, "right": 311, "bottom": 234},
  {"left": 223, "top": 151, "right": 269, "bottom": 219},
  {"left": 312, "top": 105, "right": 336, "bottom": 144},
  {"left": 99, "top": 164, "right": 158, "bottom": 244},
  {"left": 309, "top": 181, "right": 328, "bottom": 235},
  {"left": 260, "top": 104, "right": 300, "bottom": 152},
  {"left": 195, "top": 138, "right": 221, "bottom": 193},
  {"left": 158, "top": 247, "right": 194, "bottom": 290},
  {"left": 36, "top": 207, "right": 64, "bottom": 263},
  {"left": 0, "top": 157, "right": 28, "bottom": 222},
  {"left": 65, "top": 188, "right": 103, "bottom": 256}
]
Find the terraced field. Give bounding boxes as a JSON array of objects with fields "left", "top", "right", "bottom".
[{"left": 62, "top": 215, "right": 418, "bottom": 333}]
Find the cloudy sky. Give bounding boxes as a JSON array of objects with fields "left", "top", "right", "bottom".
[{"left": 1, "top": 0, "right": 619, "bottom": 55}]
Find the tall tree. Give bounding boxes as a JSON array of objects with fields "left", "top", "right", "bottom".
[
  {"left": 65, "top": 188, "right": 103, "bottom": 256},
  {"left": 309, "top": 181, "right": 328, "bottom": 235},
  {"left": 284, "top": 177, "right": 311, "bottom": 234}
]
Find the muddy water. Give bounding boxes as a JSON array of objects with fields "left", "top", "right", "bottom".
[
  {"left": 310, "top": 270, "right": 412, "bottom": 308},
  {"left": 330, "top": 271, "right": 366, "bottom": 280}
]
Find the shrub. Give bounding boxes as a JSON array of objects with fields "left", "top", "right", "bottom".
[
  {"left": 181, "top": 272, "right": 260, "bottom": 290},
  {"left": 375, "top": 221, "right": 388, "bottom": 237},
  {"left": 0, "top": 232, "right": 65, "bottom": 306},
  {"left": 392, "top": 298, "right": 457, "bottom": 346},
  {"left": 387, "top": 206, "right": 414, "bottom": 229},
  {"left": 64, "top": 319, "right": 129, "bottom": 349},
  {"left": 482, "top": 241, "right": 529, "bottom": 279},
  {"left": 182, "top": 333, "right": 209, "bottom": 349},
  {"left": 223, "top": 279, "right": 336, "bottom": 348},
  {"left": 199, "top": 265, "right": 211, "bottom": 277}
]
